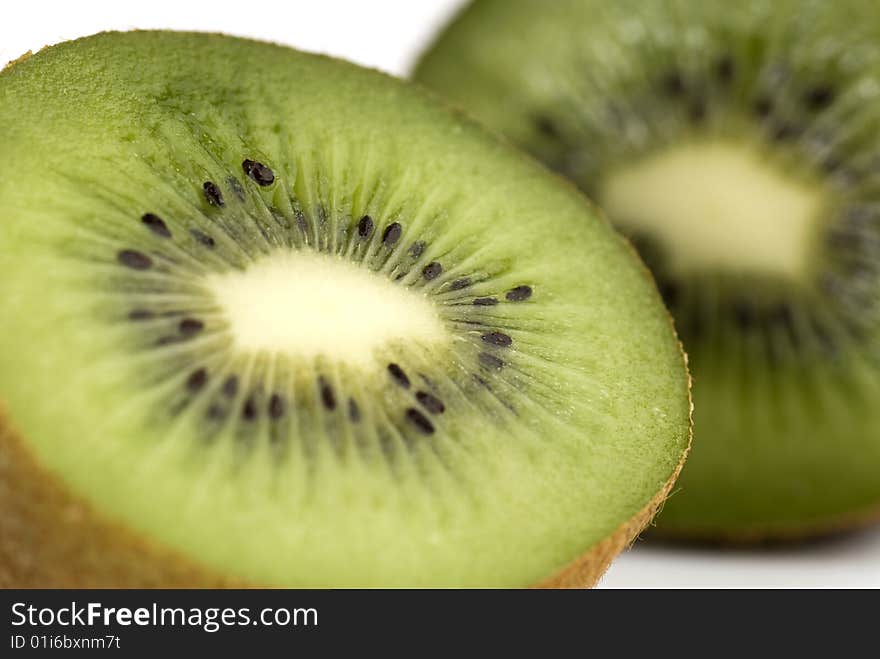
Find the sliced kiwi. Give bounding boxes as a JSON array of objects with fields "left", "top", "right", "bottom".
[
  {"left": 0, "top": 31, "right": 690, "bottom": 587},
  {"left": 414, "top": 0, "right": 880, "bottom": 539}
]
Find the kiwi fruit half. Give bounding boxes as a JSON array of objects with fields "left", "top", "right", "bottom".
[
  {"left": 414, "top": 0, "right": 880, "bottom": 540},
  {"left": 0, "top": 31, "right": 690, "bottom": 587}
]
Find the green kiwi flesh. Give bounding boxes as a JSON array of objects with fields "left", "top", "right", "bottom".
[
  {"left": 0, "top": 31, "right": 690, "bottom": 586},
  {"left": 414, "top": 0, "right": 880, "bottom": 539}
]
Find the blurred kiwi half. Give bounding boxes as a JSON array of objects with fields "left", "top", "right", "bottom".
[{"left": 415, "top": 0, "right": 880, "bottom": 540}]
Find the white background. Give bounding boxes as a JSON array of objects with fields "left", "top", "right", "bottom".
[{"left": 4, "top": 0, "right": 878, "bottom": 588}]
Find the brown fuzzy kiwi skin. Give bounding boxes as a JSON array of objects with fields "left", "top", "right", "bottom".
[
  {"left": 0, "top": 407, "right": 240, "bottom": 588},
  {"left": 535, "top": 440, "right": 690, "bottom": 588},
  {"left": 1, "top": 50, "right": 34, "bottom": 73},
  {"left": 1, "top": 385, "right": 691, "bottom": 589}
]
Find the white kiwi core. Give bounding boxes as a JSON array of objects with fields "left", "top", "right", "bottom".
[
  {"left": 205, "top": 251, "right": 447, "bottom": 367},
  {"left": 599, "top": 141, "right": 828, "bottom": 279}
]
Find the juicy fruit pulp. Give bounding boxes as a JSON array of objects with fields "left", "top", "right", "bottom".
[
  {"left": 0, "top": 32, "right": 690, "bottom": 586},
  {"left": 414, "top": 0, "right": 880, "bottom": 538}
]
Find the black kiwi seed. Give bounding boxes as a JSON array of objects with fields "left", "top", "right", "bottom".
[
  {"left": 242, "top": 396, "right": 258, "bottom": 421},
  {"left": 479, "top": 352, "right": 505, "bottom": 370},
  {"left": 223, "top": 375, "right": 239, "bottom": 397},
  {"left": 117, "top": 249, "right": 152, "bottom": 270},
  {"left": 319, "top": 377, "right": 336, "bottom": 410},
  {"left": 473, "top": 297, "right": 498, "bottom": 306},
  {"left": 733, "top": 300, "right": 757, "bottom": 329},
  {"left": 242, "top": 159, "right": 275, "bottom": 186},
  {"left": 405, "top": 408, "right": 435, "bottom": 435},
  {"left": 506, "top": 285, "right": 532, "bottom": 301},
  {"left": 481, "top": 331, "right": 513, "bottom": 347},
  {"left": 190, "top": 228, "right": 215, "bottom": 248},
  {"left": 387, "top": 363, "right": 410, "bottom": 389},
  {"left": 382, "top": 222, "right": 402, "bottom": 247},
  {"left": 450, "top": 278, "right": 471, "bottom": 290},
  {"left": 534, "top": 115, "right": 561, "bottom": 138},
  {"left": 715, "top": 56, "right": 735, "bottom": 83},
  {"left": 753, "top": 97, "right": 774, "bottom": 117},
  {"left": 179, "top": 318, "right": 204, "bottom": 336},
  {"left": 186, "top": 368, "right": 208, "bottom": 392},
  {"left": 269, "top": 393, "right": 285, "bottom": 419},
  {"left": 203, "top": 181, "right": 225, "bottom": 207},
  {"left": 128, "top": 309, "right": 154, "bottom": 321},
  {"left": 416, "top": 391, "right": 445, "bottom": 415},
  {"left": 422, "top": 262, "right": 443, "bottom": 280},
  {"left": 141, "top": 213, "right": 172, "bottom": 238},
  {"left": 804, "top": 85, "right": 835, "bottom": 111},
  {"left": 357, "top": 215, "right": 374, "bottom": 238},
  {"left": 207, "top": 405, "right": 225, "bottom": 421},
  {"left": 661, "top": 71, "right": 686, "bottom": 97},
  {"left": 408, "top": 241, "right": 426, "bottom": 258},
  {"left": 348, "top": 398, "right": 361, "bottom": 423}
]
